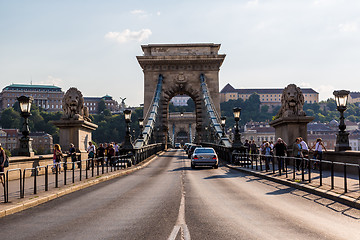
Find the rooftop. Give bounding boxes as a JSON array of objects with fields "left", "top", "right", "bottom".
[
  {"left": 3, "top": 84, "right": 62, "bottom": 91},
  {"left": 220, "top": 84, "right": 318, "bottom": 94}
]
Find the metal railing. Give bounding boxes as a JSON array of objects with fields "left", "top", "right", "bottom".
[
  {"left": 1, "top": 143, "right": 164, "bottom": 203},
  {"left": 231, "top": 152, "right": 360, "bottom": 193}
]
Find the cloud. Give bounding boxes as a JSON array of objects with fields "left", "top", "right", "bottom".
[
  {"left": 247, "top": 0, "right": 259, "bottom": 7},
  {"left": 299, "top": 82, "right": 312, "bottom": 88},
  {"left": 338, "top": 22, "right": 358, "bottom": 32},
  {"left": 130, "top": 9, "right": 145, "bottom": 15},
  {"left": 35, "top": 76, "right": 63, "bottom": 86},
  {"left": 317, "top": 84, "right": 336, "bottom": 101},
  {"left": 105, "top": 29, "right": 152, "bottom": 44},
  {"left": 157, "top": 11, "right": 161, "bottom": 16}
]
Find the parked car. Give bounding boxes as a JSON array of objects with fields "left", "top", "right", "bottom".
[
  {"left": 188, "top": 145, "right": 202, "bottom": 159},
  {"left": 175, "top": 143, "right": 181, "bottom": 149},
  {"left": 185, "top": 144, "right": 194, "bottom": 154},
  {"left": 191, "top": 147, "right": 218, "bottom": 169},
  {"left": 183, "top": 143, "right": 190, "bottom": 150}
]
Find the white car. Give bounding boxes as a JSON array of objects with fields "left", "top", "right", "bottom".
[{"left": 191, "top": 147, "right": 218, "bottom": 169}]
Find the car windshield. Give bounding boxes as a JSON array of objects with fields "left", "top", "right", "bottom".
[{"left": 194, "top": 148, "right": 215, "bottom": 154}]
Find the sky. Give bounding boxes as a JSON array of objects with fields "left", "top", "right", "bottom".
[{"left": 1, "top": 0, "right": 360, "bottom": 107}]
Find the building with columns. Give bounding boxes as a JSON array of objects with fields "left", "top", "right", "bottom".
[{"left": 0, "top": 84, "right": 64, "bottom": 111}]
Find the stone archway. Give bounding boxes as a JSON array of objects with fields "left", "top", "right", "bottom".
[{"left": 137, "top": 43, "right": 226, "bottom": 145}]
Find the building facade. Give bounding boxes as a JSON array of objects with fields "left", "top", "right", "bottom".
[
  {"left": 242, "top": 122, "right": 275, "bottom": 145},
  {"left": 0, "top": 129, "right": 53, "bottom": 154},
  {"left": 0, "top": 84, "right": 64, "bottom": 112},
  {"left": 349, "top": 92, "right": 360, "bottom": 104},
  {"left": 170, "top": 95, "right": 191, "bottom": 106},
  {"left": 84, "top": 95, "right": 120, "bottom": 114},
  {"left": 220, "top": 83, "right": 319, "bottom": 105}
]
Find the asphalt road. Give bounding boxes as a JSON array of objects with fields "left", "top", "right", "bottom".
[{"left": 1, "top": 149, "right": 359, "bottom": 240}]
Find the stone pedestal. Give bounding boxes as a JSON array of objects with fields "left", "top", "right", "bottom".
[
  {"left": 53, "top": 119, "right": 98, "bottom": 153},
  {"left": 270, "top": 116, "right": 314, "bottom": 146},
  {"left": 18, "top": 137, "right": 35, "bottom": 157}
]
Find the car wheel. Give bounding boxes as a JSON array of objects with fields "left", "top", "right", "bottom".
[{"left": 213, "top": 164, "right": 218, "bottom": 169}]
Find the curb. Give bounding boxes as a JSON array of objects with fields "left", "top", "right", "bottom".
[
  {"left": 226, "top": 164, "right": 360, "bottom": 210},
  {"left": 0, "top": 151, "right": 166, "bottom": 218}
]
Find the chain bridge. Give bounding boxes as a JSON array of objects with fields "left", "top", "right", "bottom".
[{"left": 135, "top": 43, "right": 231, "bottom": 149}]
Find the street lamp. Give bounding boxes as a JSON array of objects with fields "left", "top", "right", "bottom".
[
  {"left": 333, "top": 90, "right": 351, "bottom": 151},
  {"left": 138, "top": 118, "right": 144, "bottom": 139},
  {"left": 123, "top": 109, "right": 134, "bottom": 151},
  {"left": 204, "top": 126, "right": 208, "bottom": 142},
  {"left": 221, "top": 116, "right": 226, "bottom": 137},
  {"left": 17, "top": 95, "right": 34, "bottom": 156},
  {"left": 232, "top": 107, "right": 243, "bottom": 149}
]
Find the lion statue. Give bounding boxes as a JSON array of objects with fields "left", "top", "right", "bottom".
[
  {"left": 62, "top": 87, "right": 91, "bottom": 121},
  {"left": 276, "top": 84, "right": 306, "bottom": 118}
]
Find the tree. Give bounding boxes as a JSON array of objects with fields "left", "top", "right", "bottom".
[
  {"left": 0, "top": 108, "right": 21, "bottom": 129},
  {"left": 98, "top": 99, "right": 106, "bottom": 114}
]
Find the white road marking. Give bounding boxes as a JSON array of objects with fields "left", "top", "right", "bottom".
[{"left": 168, "top": 152, "right": 191, "bottom": 240}]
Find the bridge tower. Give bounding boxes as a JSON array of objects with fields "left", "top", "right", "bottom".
[{"left": 137, "top": 43, "right": 225, "bottom": 145}]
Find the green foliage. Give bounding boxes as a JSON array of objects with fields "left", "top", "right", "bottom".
[
  {"left": 0, "top": 108, "right": 21, "bottom": 128},
  {"left": 220, "top": 95, "right": 360, "bottom": 126},
  {"left": 220, "top": 93, "right": 278, "bottom": 127},
  {"left": 98, "top": 99, "right": 106, "bottom": 114},
  {"left": 0, "top": 105, "right": 62, "bottom": 143},
  {"left": 91, "top": 107, "right": 143, "bottom": 144}
]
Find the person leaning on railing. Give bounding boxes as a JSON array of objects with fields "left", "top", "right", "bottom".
[{"left": 309, "top": 138, "right": 327, "bottom": 170}]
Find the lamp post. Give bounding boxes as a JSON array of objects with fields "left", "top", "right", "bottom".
[
  {"left": 232, "top": 107, "right": 243, "bottom": 149},
  {"left": 17, "top": 95, "right": 34, "bottom": 156},
  {"left": 123, "top": 109, "right": 134, "bottom": 151},
  {"left": 333, "top": 90, "right": 351, "bottom": 151},
  {"left": 138, "top": 118, "right": 144, "bottom": 139},
  {"left": 221, "top": 116, "right": 226, "bottom": 137},
  {"left": 204, "top": 126, "right": 208, "bottom": 142}
]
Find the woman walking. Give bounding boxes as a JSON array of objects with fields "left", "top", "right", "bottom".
[{"left": 52, "top": 144, "right": 63, "bottom": 173}]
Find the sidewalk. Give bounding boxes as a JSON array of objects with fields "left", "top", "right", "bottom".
[
  {"left": 0, "top": 152, "right": 164, "bottom": 217},
  {"left": 226, "top": 162, "right": 360, "bottom": 209}
]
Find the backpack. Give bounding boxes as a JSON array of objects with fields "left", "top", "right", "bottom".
[
  {"left": 0, "top": 151, "right": 9, "bottom": 168},
  {"left": 4, "top": 155, "right": 9, "bottom": 167}
]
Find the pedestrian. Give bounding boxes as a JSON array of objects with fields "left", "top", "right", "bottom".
[
  {"left": 0, "top": 144, "right": 8, "bottom": 185},
  {"left": 310, "top": 138, "right": 327, "bottom": 169},
  {"left": 244, "top": 139, "right": 250, "bottom": 153},
  {"left": 69, "top": 143, "right": 79, "bottom": 168},
  {"left": 86, "top": 142, "right": 96, "bottom": 169},
  {"left": 263, "top": 142, "right": 272, "bottom": 170},
  {"left": 299, "top": 137, "right": 309, "bottom": 158},
  {"left": 292, "top": 138, "right": 303, "bottom": 171},
  {"left": 107, "top": 144, "right": 116, "bottom": 167},
  {"left": 269, "top": 141, "right": 274, "bottom": 150},
  {"left": 250, "top": 140, "right": 257, "bottom": 154},
  {"left": 96, "top": 143, "right": 106, "bottom": 166},
  {"left": 52, "top": 144, "right": 63, "bottom": 173},
  {"left": 114, "top": 143, "right": 120, "bottom": 156},
  {"left": 274, "top": 138, "right": 287, "bottom": 171}
]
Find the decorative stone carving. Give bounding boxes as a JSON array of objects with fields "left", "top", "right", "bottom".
[
  {"left": 277, "top": 84, "right": 306, "bottom": 118},
  {"left": 62, "top": 87, "right": 91, "bottom": 122}
]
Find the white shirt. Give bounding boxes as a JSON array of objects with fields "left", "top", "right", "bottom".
[
  {"left": 315, "top": 142, "right": 323, "bottom": 152},
  {"left": 87, "top": 145, "right": 95, "bottom": 153},
  {"left": 300, "top": 141, "right": 308, "bottom": 151}
]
